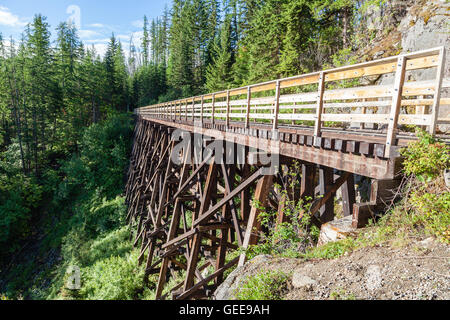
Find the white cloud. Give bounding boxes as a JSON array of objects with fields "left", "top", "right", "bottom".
[
  {"left": 130, "top": 31, "right": 143, "bottom": 44},
  {"left": 0, "top": 6, "right": 28, "bottom": 28},
  {"left": 78, "top": 29, "right": 101, "bottom": 39},
  {"left": 84, "top": 38, "right": 110, "bottom": 44},
  {"left": 87, "top": 23, "right": 104, "bottom": 28},
  {"left": 116, "top": 34, "right": 132, "bottom": 43},
  {"left": 85, "top": 43, "right": 108, "bottom": 57},
  {"left": 131, "top": 20, "right": 143, "bottom": 29}
]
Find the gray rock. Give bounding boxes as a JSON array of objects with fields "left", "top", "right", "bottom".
[
  {"left": 292, "top": 273, "right": 317, "bottom": 289},
  {"left": 214, "top": 255, "right": 273, "bottom": 300},
  {"left": 214, "top": 265, "right": 244, "bottom": 300},
  {"left": 366, "top": 265, "right": 382, "bottom": 291},
  {"left": 444, "top": 169, "right": 450, "bottom": 188},
  {"left": 418, "top": 237, "right": 435, "bottom": 249}
]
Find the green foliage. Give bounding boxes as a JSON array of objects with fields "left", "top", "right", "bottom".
[
  {"left": 74, "top": 249, "right": 147, "bottom": 300},
  {"left": 396, "top": 129, "right": 450, "bottom": 243},
  {"left": 0, "top": 171, "right": 43, "bottom": 259},
  {"left": 235, "top": 270, "right": 290, "bottom": 300},
  {"left": 0, "top": 114, "right": 134, "bottom": 299},
  {"left": 206, "top": 14, "right": 235, "bottom": 92},
  {"left": 400, "top": 129, "right": 450, "bottom": 182}
]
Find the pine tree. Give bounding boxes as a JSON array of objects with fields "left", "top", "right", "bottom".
[
  {"left": 142, "top": 16, "right": 150, "bottom": 66},
  {"left": 278, "top": 0, "right": 317, "bottom": 76},
  {"left": 26, "top": 15, "right": 56, "bottom": 175},
  {"left": 206, "top": 14, "right": 234, "bottom": 92}
]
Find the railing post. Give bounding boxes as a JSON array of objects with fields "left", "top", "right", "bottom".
[
  {"left": 172, "top": 103, "right": 174, "bottom": 121},
  {"left": 245, "top": 86, "right": 251, "bottom": 130},
  {"left": 192, "top": 99, "right": 195, "bottom": 123},
  {"left": 313, "top": 72, "right": 325, "bottom": 147},
  {"left": 211, "top": 94, "right": 216, "bottom": 126},
  {"left": 185, "top": 100, "right": 188, "bottom": 122},
  {"left": 429, "top": 46, "right": 446, "bottom": 135},
  {"left": 360, "top": 99, "right": 366, "bottom": 130},
  {"left": 385, "top": 56, "right": 406, "bottom": 158},
  {"left": 292, "top": 102, "right": 296, "bottom": 125},
  {"left": 273, "top": 80, "right": 281, "bottom": 131},
  {"left": 200, "top": 96, "right": 204, "bottom": 125},
  {"left": 226, "top": 90, "right": 230, "bottom": 129}
]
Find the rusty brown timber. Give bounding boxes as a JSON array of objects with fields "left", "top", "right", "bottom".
[{"left": 126, "top": 47, "right": 449, "bottom": 300}]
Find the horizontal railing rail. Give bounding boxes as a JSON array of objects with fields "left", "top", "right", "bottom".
[{"left": 136, "top": 47, "right": 448, "bottom": 157}]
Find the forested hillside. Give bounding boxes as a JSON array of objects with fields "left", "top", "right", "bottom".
[{"left": 1, "top": 0, "right": 445, "bottom": 300}]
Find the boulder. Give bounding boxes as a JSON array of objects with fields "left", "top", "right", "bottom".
[{"left": 318, "top": 216, "right": 358, "bottom": 246}]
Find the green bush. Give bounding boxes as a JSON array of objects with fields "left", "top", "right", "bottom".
[
  {"left": 398, "top": 129, "right": 450, "bottom": 243},
  {"left": 235, "top": 270, "right": 290, "bottom": 300},
  {"left": 401, "top": 129, "right": 449, "bottom": 182}
]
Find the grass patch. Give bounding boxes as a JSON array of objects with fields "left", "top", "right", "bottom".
[
  {"left": 330, "top": 288, "right": 356, "bottom": 300},
  {"left": 234, "top": 270, "right": 290, "bottom": 300}
]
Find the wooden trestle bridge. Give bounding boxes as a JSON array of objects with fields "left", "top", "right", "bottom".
[{"left": 125, "top": 47, "right": 449, "bottom": 300}]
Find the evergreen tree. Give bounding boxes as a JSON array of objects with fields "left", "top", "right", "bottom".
[
  {"left": 142, "top": 16, "right": 150, "bottom": 66},
  {"left": 206, "top": 14, "right": 234, "bottom": 91}
]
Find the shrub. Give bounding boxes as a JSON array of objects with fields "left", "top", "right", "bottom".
[
  {"left": 400, "top": 129, "right": 449, "bottom": 182},
  {"left": 397, "top": 130, "right": 450, "bottom": 243},
  {"left": 235, "top": 270, "right": 290, "bottom": 300}
]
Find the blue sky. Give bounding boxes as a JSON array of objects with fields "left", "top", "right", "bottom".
[{"left": 0, "top": 0, "right": 172, "bottom": 56}]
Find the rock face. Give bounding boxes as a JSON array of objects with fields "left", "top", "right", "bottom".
[
  {"left": 399, "top": 0, "right": 450, "bottom": 133},
  {"left": 369, "top": 0, "right": 450, "bottom": 132},
  {"left": 214, "top": 255, "right": 273, "bottom": 300}
]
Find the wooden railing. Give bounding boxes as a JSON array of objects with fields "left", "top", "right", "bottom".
[{"left": 137, "top": 47, "right": 448, "bottom": 156}]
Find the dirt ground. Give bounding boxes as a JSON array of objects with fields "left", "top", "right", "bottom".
[{"left": 217, "top": 237, "right": 450, "bottom": 300}]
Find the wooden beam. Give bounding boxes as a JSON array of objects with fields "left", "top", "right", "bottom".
[
  {"left": 245, "top": 87, "right": 251, "bottom": 129},
  {"left": 318, "top": 166, "right": 335, "bottom": 223},
  {"left": 429, "top": 47, "right": 446, "bottom": 135},
  {"left": 273, "top": 80, "right": 281, "bottom": 130},
  {"left": 226, "top": 90, "right": 230, "bottom": 129},
  {"left": 238, "top": 174, "right": 274, "bottom": 267},
  {"left": 313, "top": 72, "right": 325, "bottom": 145},
  {"left": 341, "top": 173, "right": 355, "bottom": 217},
  {"left": 194, "top": 167, "right": 264, "bottom": 227},
  {"left": 385, "top": 56, "right": 406, "bottom": 157}
]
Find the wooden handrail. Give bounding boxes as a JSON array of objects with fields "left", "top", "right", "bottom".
[{"left": 137, "top": 47, "right": 447, "bottom": 148}]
